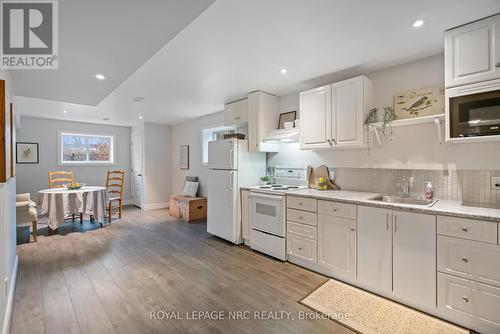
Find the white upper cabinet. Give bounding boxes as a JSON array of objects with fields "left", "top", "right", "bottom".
[
  {"left": 392, "top": 211, "right": 436, "bottom": 309},
  {"left": 332, "top": 76, "right": 371, "bottom": 148},
  {"left": 299, "top": 76, "right": 371, "bottom": 150},
  {"left": 247, "top": 91, "right": 279, "bottom": 152},
  {"left": 358, "top": 206, "right": 393, "bottom": 293},
  {"left": 299, "top": 85, "right": 332, "bottom": 149},
  {"left": 224, "top": 98, "right": 248, "bottom": 125},
  {"left": 445, "top": 14, "right": 500, "bottom": 88}
]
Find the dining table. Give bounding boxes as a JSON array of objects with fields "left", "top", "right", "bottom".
[{"left": 37, "top": 186, "right": 108, "bottom": 230}]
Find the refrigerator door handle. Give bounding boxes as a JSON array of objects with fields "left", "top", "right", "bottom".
[
  {"left": 229, "top": 149, "right": 234, "bottom": 169},
  {"left": 229, "top": 171, "right": 234, "bottom": 206}
]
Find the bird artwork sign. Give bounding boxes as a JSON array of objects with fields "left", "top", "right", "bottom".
[{"left": 394, "top": 87, "right": 444, "bottom": 120}]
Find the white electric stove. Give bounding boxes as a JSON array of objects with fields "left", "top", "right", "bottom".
[{"left": 249, "top": 167, "right": 307, "bottom": 260}]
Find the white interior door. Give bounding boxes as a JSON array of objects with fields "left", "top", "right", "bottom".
[{"left": 131, "top": 133, "right": 143, "bottom": 208}]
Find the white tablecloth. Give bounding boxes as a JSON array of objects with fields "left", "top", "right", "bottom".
[{"left": 37, "top": 186, "right": 108, "bottom": 230}]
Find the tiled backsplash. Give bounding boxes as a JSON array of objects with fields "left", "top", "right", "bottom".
[{"left": 332, "top": 168, "right": 500, "bottom": 205}]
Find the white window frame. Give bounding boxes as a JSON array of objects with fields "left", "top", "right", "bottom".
[
  {"left": 58, "top": 130, "right": 116, "bottom": 166},
  {"left": 201, "top": 125, "right": 235, "bottom": 166}
]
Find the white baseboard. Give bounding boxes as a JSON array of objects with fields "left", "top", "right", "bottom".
[
  {"left": 2, "top": 255, "right": 18, "bottom": 334},
  {"left": 142, "top": 202, "right": 169, "bottom": 211}
]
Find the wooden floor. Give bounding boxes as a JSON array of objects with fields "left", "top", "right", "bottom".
[{"left": 11, "top": 207, "right": 354, "bottom": 334}]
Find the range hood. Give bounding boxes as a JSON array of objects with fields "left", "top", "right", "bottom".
[{"left": 262, "top": 128, "right": 299, "bottom": 143}]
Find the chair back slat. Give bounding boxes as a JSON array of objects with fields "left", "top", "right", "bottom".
[{"left": 49, "top": 171, "right": 74, "bottom": 188}]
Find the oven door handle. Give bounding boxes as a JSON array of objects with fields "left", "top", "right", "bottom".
[{"left": 250, "top": 192, "right": 283, "bottom": 201}]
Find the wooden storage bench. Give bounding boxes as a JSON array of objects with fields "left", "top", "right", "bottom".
[{"left": 169, "top": 195, "right": 207, "bottom": 222}]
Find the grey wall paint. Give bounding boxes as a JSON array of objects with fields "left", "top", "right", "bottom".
[{"left": 16, "top": 116, "right": 132, "bottom": 201}]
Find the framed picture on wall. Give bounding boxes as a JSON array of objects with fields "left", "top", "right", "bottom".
[
  {"left": 179, "top": 145, "right": 189, "bottom": 169},
  {"left": 16, "top": 142, "right": 39, "bottom": 164}
]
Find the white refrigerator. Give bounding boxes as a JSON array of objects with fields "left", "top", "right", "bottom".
[{"left": 207, "top": 139, "right": 265, "bottom": 244}]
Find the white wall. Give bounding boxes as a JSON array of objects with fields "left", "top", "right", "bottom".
[
  {"left": 268, "top": 54, "right": 500, "bottom": 171},
  {"left": 142, "top": 123, "right": 172, "bottom": 208},
  {"left": 170, "top": 111, "right": 225, "bottom": 196},
  {"left": 0, "top": 69, "right": 17, "bottom": 334},
  {"left": 16, "top": 116, "right": 132, "bottom": 202}
]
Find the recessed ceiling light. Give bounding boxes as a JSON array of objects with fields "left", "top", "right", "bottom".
[
  {"left": 133, "top": 96, "right": 146, "bottom": 102},
  {"left": 95, "top": 73, "right": 106, "bottom": 80},
  {"left": 412, "top": 19, "right": 424, "bottom": 28},
  {"left": 102, "top": 117, "right": 110, "bottom": 121},
  {"left": 62, "top": 110, "right": 68, "bottom": 114},
  {"left": 138, "top": 116, "right": 144, "bottom": 120},
  {"left": 280, "top": 68, "right": 288, "bottom": 74}
]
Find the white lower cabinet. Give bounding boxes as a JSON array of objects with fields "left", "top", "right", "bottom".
[
  {"left": 392, "top": 211, "right": 436, "bottom": 308},
  {"left": 357, "top": 206, "right": 393, "bottom": 292},
  {"left": 317, "top": 214, "right": 356, "bottom": 279},
  {"left": 438, "top": 273, "right": 500, "bottom": 334},
  {"left": 287, "top": 233, "right": 317, "bottom": 264}
]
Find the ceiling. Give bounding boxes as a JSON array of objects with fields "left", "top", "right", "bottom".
[
  {"left": 10, "top": 0, "right": 215, "bottom": 105},
  {"left": 14, "top": 0, "right": 500, "bottom": 126}
]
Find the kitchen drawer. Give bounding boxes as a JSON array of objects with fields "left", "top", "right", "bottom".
[
  {"left": 438, "top": 273, "right": 500, "bottom": 334},
  {"left": 318, "top": 200, "right": 356, "bottom": 220},
  {"left": 286, "top": 208, "right": 317, "bottom": 227},
  {"left": 287, "top": 196, "right": 317, "bottom": 212},
  {"left": 287, "top": 234, "right": 318, "bottom": 264},
  {"left": 438, "top": 235, "right": 500, "bottom": 288},
  {"left": 287, "top": 221, "right": 317, "bottom": 240},
  {"left": 437, "top": 215, "right": 497, "bottom": 244}
]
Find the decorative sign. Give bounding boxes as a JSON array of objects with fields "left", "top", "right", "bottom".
[
  {"left": 16, "top": 142, "right": 39, "bottom": 164},
  {"left": 394, "top": 87, "right": 444, "bottom": 120},
  {"left": 179, "top": 145, "right": 189, "bottom": 170}
]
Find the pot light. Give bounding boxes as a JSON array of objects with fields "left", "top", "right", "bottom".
[
  {"left": 280, "top": 68, "right": 287, "bottom": 74},
  {"left": 95, "top": 73, "right": 106, "bottom": 80},
  {"left": 62, "top": 110, "right": 68, "bottom": 114},
  {"left": 138, "top": 116, "right": 144, "bottom": 120},
  {"left": 412, "top": 19, "right": 424, "bottom": 28},
  {"left": 133, "top": 96, "right": 146, "bottom": 102},
  {"left": 102, "top": 117, "right": 110, "bottom": 121}
]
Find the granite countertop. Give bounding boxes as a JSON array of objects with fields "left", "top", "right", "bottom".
[{"left": 287, "top": 189, "right": 500, "bottom": 222}]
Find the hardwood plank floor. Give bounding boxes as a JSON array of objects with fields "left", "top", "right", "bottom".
[{"left": 12, "top": 207, "right": 355, "bottom": 334}]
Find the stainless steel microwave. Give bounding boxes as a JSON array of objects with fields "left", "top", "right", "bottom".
[{"left": 449, "top": 88, "right": 500, "bottom": 138}]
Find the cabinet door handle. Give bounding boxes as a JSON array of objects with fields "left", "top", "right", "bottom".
[
  {"left": 350, "top": 227, "right": 356, "bottom": 232},
  {"left": 496, "top": 62, "right": 500, "bottom": 68},
  {"left": 462, "top": 227, "right": 469, "bottom": 232},
  {"left": 394, "top": 215, "right": 398, "bottom": 233},
  {"left": 462, "top": 257, "right": 469, "bottom": 263},
  {"left": 386, "top": 213, "right": 390, "bottom": 231},
  {"left": 462, "top": 296, "right": 469, "bottom": 303}
]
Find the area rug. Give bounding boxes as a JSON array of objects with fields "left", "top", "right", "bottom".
[{"left": 300, "top": 279, "right": 470, "bottom": 334}]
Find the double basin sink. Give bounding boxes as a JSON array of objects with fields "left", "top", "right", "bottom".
[{"left": 369, "top": 195, "right": 438, "bottom": 207}]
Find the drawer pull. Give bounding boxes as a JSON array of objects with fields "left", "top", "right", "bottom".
[
  {"left": 298, "top": 202, "right": 303, "bottom": 206},
  {"left": 332, "top": 208, "right": 338, "bottom": 212},
  {"left": 350, "top": 227, "right": 356, "bottom": 232},
  {"left": 462, "top": 297, "right": 469, "bottom": 303},
  {"left": 298, "top": 247, "right": 302, "bottom": 250},
  {"left": 462, "top": 257, "right": 469, "bottom": 263},
  {"left": 299, "top": 216, "right": 304, "bottom": 220},
  {"left": 462, "top": 227, "right": 469, "bottom": 232}
]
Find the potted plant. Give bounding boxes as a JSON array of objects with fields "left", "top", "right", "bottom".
[{"left": 260, "top": 176, "right": 270, "bottom": 185}]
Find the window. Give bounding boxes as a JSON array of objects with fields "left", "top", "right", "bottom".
[
  {"left": 59, "top": 131, "right": 114, "bottom": 164},
  {"left": 201, "top": 126, "right": 235, "bottom": 164}
]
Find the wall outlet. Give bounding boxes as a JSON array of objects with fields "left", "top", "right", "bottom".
[{"left": 492, "top": 176, "right": 500, "bottom": 190}]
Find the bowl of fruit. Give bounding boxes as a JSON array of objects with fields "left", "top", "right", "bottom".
[{"left": 66, "top": 182, "right": 85, "bottom": 190}]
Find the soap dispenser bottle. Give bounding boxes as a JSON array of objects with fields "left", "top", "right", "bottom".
[{"left": 425, "top": 181, "right": 433, "bottom": 200}]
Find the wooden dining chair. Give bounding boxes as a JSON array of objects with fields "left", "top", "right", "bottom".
[
  {"left": 48, "top": 170, "right": 83, "bottom": 223},
  {"left": 106, "top": 170, "right": 126, "bottom": 221}
]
